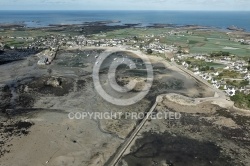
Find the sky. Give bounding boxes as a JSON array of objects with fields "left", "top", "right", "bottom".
[{"left": 0, "top": 0, "right": 249, "bottom": 11}]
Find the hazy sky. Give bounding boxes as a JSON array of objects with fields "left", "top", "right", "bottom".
[{"left": 0, "top": 0, "right": 249, "bottom": 11}]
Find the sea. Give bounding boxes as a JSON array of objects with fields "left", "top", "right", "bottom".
[{"left": 0, "top": 10, "right": 250, "bottom": 31}]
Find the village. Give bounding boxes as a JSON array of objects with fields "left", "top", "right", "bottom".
[
  {"left": 1, "top": 28, "right": 250, "bottom": 108},
  {"left": 173, "top": 52, "right": 250, "bottom": 96}
]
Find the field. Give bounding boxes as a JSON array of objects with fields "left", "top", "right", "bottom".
[
  {"left": 1, "top": 26, "right": 250, "bottom": 57},
  {"left": 93, "top": 27, "right": 250, "bottom": 57},
  {"left": 203, "top": 62, "right": 226, "bottom": 69},
  {"left": 0, "top": 28, "right": 85, "bottom": 49}
]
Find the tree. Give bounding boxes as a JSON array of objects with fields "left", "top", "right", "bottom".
[
  {"left": 210, "top": 51, "right": 230, "bottom": 57},
  {"left": 201, "top": 66, "right": 210, "bottom": 71},
  {"left": 240, "top": 80, "right": 249, "bottom": 87},
  {"left": 133, "top": 36, "right": 138, "bottom": 42},
  {"left": 230, "top": 92, "right": 250, "bottom": 109},
  {"left": 139, "top": 44, "right": 143, "bottom": 49},
  {"left": 47, "top": 68, "right": 52, "bottom": 75},
  {"left": 177, "top": 46, "right": 182, "bottom": 53},
  {"left": 3, "top": 45, "right": 10, "bottom": 50},
  {"left": 147, "top": 49, "right": 153, "bottom": 54}
]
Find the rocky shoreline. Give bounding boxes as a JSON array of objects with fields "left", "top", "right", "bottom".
[
  {"left": 118, "top": 93, "right": 250, "bottom": 166},
  {"left": 0, "top": 45, "right": 249, "bottom": 165}
]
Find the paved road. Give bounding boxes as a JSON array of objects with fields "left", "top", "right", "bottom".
[
  {"left": 172, "top": 62, "right": 227, "bottom": 100},
  {"left": 108, "top": 97, "right": 161, "bottom": 166}
]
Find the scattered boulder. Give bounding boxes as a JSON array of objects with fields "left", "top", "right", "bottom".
[
  {"left": 37, "top": 57, "right": 48, "bottom": 65},
  {"left": 45, "top": 77, "right": 62, "bottom": 88}
]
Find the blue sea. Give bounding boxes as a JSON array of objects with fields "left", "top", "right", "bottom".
[{"left": 0, "top": 10, "right": 250, "bottom": 31}]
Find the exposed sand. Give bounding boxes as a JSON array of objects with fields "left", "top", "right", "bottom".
[{"left": 0, "top": 47, "right": 223, "bottom": 166}]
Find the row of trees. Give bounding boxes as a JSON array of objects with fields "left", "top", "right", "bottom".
[
  {"left": 231, "top": 92, "right": 250, "bottom": 109},
  {"left": 210, "top": 51, "right": 230, "bottom": 57},
  {"left": 226, "top": 80, "right": 249, "bottom": 88}
]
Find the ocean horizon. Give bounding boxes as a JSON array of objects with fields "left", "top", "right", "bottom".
[{"left": 0, "top": 10, "right": 250, "bottom": 31}]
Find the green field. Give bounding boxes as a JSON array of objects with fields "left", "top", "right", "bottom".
[
  {"left": 204, "top": 62, "right": 226, "bottom": 69},
  {"left": 94, "top": 28, "right": 250, "bottom": 57},
  {"left": 0, "top": 28, "right": 81, "bottom": 48},
  {"left": 1, "top": 27, "right": 250, "bottom": 57}
]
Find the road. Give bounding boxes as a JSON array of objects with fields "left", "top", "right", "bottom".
[
  {"left": 108, "top": 96, "right": 162, "bottom": 166},
  {"left": 107, "top": 49, "right": 229, "bottom": 165},
  {"left": 72, "top": 46, "right": 232, "bottom": 164},
  {"left": 171, "top": 61, "right": 227, "bottom": 100}
]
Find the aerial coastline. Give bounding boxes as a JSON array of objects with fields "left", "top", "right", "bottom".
[{"left": 1, "top": 10, "right": 250, "bottom": 166}]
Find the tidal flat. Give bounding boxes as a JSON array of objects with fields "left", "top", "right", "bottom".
[{"left": 0, "top": 24, "right": 250, "bottom": 166}]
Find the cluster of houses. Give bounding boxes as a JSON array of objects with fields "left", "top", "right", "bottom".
[
  {"left": 59, "top": 34, "right": 178, "bottom": 55},
  {"left": 193, "top": 68, "right": 250, "bottom": 96},
  {"left": 146, "top": 41, "right": 177, "bottom": 54},
  {"left": 1, "top": 30, "right": 180, "bottom": 57},
  {"left": 27, "top": 33, "right": 178, "bottom": 66},
  {"left": 233, "top": 38, "right": 250, "bottom": 45},
  {"left": 173, "top": 53, "right": 250, "bottom": 96},
  {"left": 222, "top": 60, "right": 248, "bottom": 74}
]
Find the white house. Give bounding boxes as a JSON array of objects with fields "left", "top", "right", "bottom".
[
  {"left": 239, "top": 87, "right": 246, "bottom": 92},
  {"left": 213, "top": 72, "right": 219, "bottom": 76},
  {"left": 182, "top": 61, "right": 189, "bottom": 68},
  {"left": 211, "top": 79, "right": 217, "bottom": 84},
  {"left": 226, "top": 87, "right": 236, "bottom": 96},
  {"left": 241, "top": 68, "right": 248, "bottom": 74},
  {"left": 213, "top": 83, "right": 221, "bottom": 89},
  {"left": 244, "top": 73, "right": 250, "bottom": 80},
  {"left": 194, "top": 71, "right": 201, "bottom": 75},
  {"left": 202, "top": 74, "right": 212, "bottom": 81},
  {"left": 193, "top": 67, "right": 199, "bottom": 71}
]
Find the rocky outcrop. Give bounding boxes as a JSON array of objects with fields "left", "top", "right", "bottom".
[{"left": 45, "top": 77, "right": 62, "bottom": 88}]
